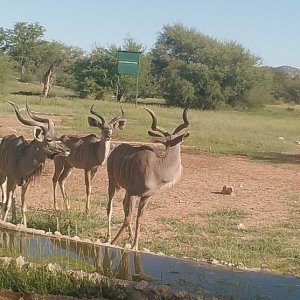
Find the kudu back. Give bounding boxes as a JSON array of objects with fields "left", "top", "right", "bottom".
[
  {"left": 0, "top": 101, "right": 70, "bottom": 226},
  {"left": 106, "top": 107, "right": 190, "bottom": 250},
  {"left": 52, "top": 105, "right": 126, "bottom": 213}
]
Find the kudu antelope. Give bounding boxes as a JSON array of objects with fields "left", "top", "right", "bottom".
[
  {"left": 107, "top": 107, "right": 190, "bottom": 250},
  {"left": 52, "top": 105, "right": 126, "bottom": 212},
  {"left": 0, "top": 101, "right": 70, "bottom": 227}
]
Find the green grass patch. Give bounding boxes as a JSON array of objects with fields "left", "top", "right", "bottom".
[
  {"left": 1, "top": 80, "right": 300, "bottom": 159},
  {"left": 206, "top": 208, "right": 247, "bottom": 219},
  {"left": 26, "top": 210, "right": 107, "bottom": 240},
  {"left": 144, "top": 200, "right": 300, "bottom": 276},
  {"left": 0, "top": 260, "right": 121, "bottom": 299}
]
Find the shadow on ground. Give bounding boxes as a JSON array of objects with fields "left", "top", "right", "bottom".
[
  {"left": 250, "top": 152, "right": 300, "bottom": 165},
  {"left": 11, "top": 91, "right": 41, "bottom": 96}
]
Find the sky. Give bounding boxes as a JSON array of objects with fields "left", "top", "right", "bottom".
[{"left": 1, "top": 0, "right": 299, "bottom": 68}]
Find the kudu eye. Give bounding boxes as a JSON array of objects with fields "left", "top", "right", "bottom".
[{"left": 46, "top": 138, "right": 52, "bottom": 142}]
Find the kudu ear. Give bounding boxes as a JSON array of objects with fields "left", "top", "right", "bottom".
[
  {"left": 88, "top": 116, "right": 102, "bottom": 128},
  {"left": 113, "top": 119, "right": 127, "bottom": 130},
  {"left": 33, "top": 127, "right": 45, "bottom": 142}
]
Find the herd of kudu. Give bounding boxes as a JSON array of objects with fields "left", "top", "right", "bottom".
[{"left": 0, "top": 101, "right": 190, "bottom": 250}]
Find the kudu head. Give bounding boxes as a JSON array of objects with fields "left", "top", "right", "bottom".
[
  {"left": 144, "top": 107, "right": 190, "bottom": 147},
  {"left": 88, "top": 104, "right": 127, "bottom": 141},
  {"left": 7, "top": 101, "right": 70, "bottom": 159}
]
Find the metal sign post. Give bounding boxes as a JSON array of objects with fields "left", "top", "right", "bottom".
[{"left": 117, "top": 50, "right": 141, "bottom": 106}]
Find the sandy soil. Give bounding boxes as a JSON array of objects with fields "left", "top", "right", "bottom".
[{"left": 0, "top": 115, "right": 299, "bottom": 236}]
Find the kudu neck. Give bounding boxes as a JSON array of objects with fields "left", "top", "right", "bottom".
[
  {"left": 22, "top": 139, "right": 48, "bottom": 167},
  {"left": 154, "top": 142, "right": 182, "bottom": 184},
  {"left": 159, "top": 142, "right": 182, "bottom": 168},
  {"left": 95, "top": 138, "right": 111, "bottom": 165}
]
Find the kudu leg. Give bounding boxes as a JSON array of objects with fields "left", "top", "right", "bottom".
[
  {"left": 2, "top": 192, "right": 12, "bottom": 222},
  {"left": 2, "top": 180, "right": 16, "bottom": 223},
  {"left": 132, "top": 196, "right": 150, "bottom": 251},
  {"left": 20, "top": 182, "right": 30, "bottom": 227},
  {"left": 58, "top": 165, "right": 73, "bottom": 210},
  {"left": 123, "top": 195, "right": 134, "bottom": 238},
  {"left": 111, "top": 194, "right": 136, "bottom": 246},
  {"left": 84, "top": 170, "right": 93, "bottom": 214},
  {"left": 0, "top": 176, "right": 7, "bottom": 205},
  {"left": 107, "top": 179, "right": 121, "bottom": 242},
  {"left": 91, "top": 167, "right": 98, "bottom": 180},
  {"left": 52, "top": 157, "right": 65, "bottom": 210},
  {"left": 87, "top": 168, "right": 98, "bottom": 213},
  {"left": 106, "top": 181, "right": 116, "bottom": 243}
]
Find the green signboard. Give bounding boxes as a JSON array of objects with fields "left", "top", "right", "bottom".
[{"left": 117, "top": 51, "right": 141, "bottom": 75}]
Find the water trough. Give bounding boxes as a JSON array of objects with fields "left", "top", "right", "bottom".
[{"left": 0, "top": 221, "right": 300, "bottom": 300}]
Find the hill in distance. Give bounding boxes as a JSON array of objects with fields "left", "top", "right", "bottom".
[{"left": 273, "top": 65, "right": 300, "bottom": 78}]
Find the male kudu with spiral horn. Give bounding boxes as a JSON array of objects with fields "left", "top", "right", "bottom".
[
  {"left": 52, "top": 105, "right": 126, "bottom": 212},
  {"left": 0, "top": 101, "right": 70, "bottom": 227},
  {"left": 106, "top": 107, "right": 190, "bottom": 250}
]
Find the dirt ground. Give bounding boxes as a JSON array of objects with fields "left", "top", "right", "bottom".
[{"left": 0, "top": 115, "right": 299, "bottom": 234}]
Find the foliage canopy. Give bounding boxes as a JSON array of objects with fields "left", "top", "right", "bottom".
[
  {"left": 0, "top": 22, "right": 299, "bottom": 108},
  {"left": 151, "top": 23, "right": 272, "bottom": 109}
]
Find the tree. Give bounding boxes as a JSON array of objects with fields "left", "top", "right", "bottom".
[
  {"left": 1, "top": 22, "right": 84, "bottom": 88},
  {"left": 37, "top": 41, "right": 84, "bottom": 90},
  {"left": 151, "top": 23, "right": 268, "bottom": 109},
  {"left": 0, "top": 53, "right": 12, "bottom": 94},
  {"left": 69, "top": 37, "right": 158, "bottom": 101},
  {"left": 271, "top": 69, "right": 300, "bottom": 104},
  {"left": 285, "top": 77, "right": 300, "bottom": 103},
  {"left": 0, "top": 27, "right": 9, "bottom": 52},
  {"left": 3, "top": 22, "right": 45, "bottom": 76},
  {"left": 138, "top": 53, "right": 160, "bottom": 98},
  {"left": 71, "top": 50, "right": 110, "bottom": 99}
]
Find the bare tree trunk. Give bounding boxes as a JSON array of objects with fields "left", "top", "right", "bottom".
[{"left": 42, "top": 63, "right": 55, "bottom": 98}]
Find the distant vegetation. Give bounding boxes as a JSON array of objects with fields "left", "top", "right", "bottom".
[
  {"left": 1, "top": 80, "right": 300, "bottom": 159},
  {"left": 0, "top": 22, "right": 299, "bottom": 108}
]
